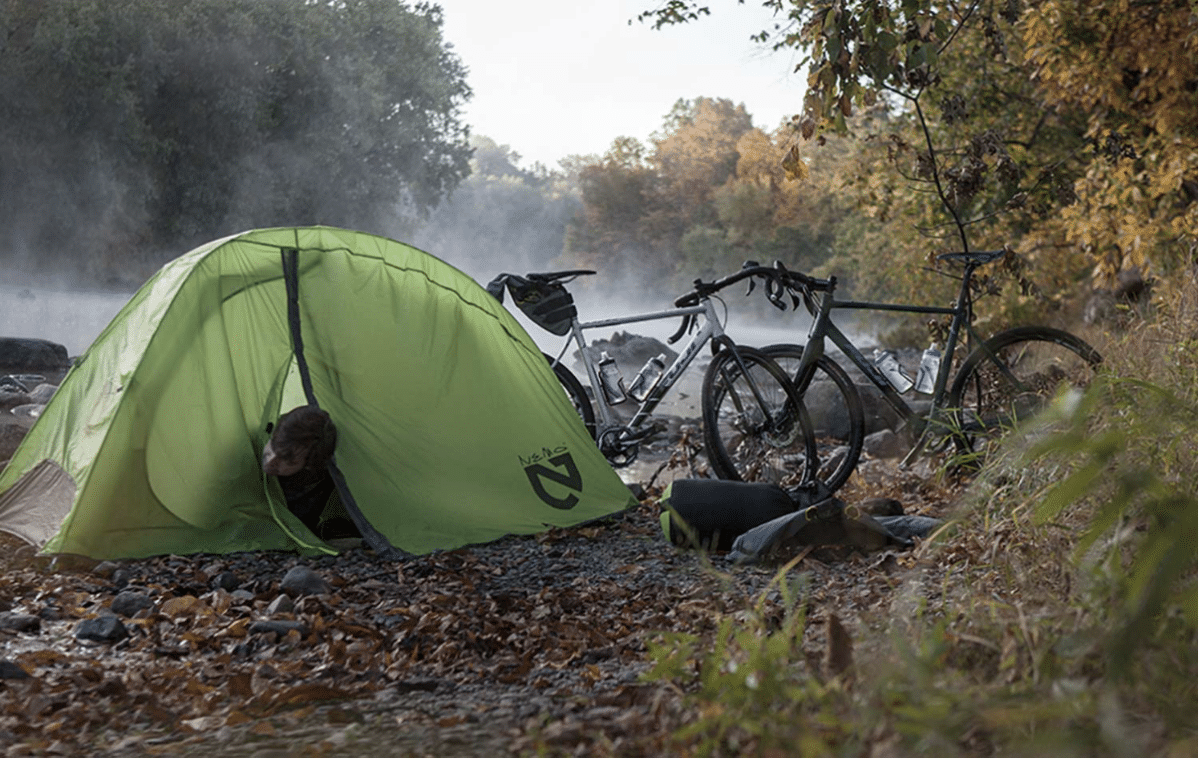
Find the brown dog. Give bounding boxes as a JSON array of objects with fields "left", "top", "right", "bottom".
[{"left": 262, "top": 405, "right": 337, "bottom": 532}]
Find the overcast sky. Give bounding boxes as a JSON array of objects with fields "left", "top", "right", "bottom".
[{"left": 437, "top": 0, "right": 805, "bottom": 168}]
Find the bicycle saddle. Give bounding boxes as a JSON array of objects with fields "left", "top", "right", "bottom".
[
  {"left": 937, "top": 250, "right": 1007, "bottom": 265},
  {"left": 526, "top": 269, "right": 596, "bottom": 282}
]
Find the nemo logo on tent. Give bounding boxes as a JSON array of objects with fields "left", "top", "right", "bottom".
[{"left": 524, "top": 452, "right": 582, "bottom": 510}]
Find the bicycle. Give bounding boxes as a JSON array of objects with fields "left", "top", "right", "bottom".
[
  {"left": 735, "top": 250, "right": 1103, "bottom": 492},
  {"left": 486, "top": 268, "right": 818, "bottom": 486}
]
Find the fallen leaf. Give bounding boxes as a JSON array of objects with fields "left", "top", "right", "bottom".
[
  {"left": 271, "top": 683, "right": 354, "bottom": 708},
  {"left": 250, "top": 720, "right": 276, "bottom": 736}
]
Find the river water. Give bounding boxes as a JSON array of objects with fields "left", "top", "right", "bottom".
[
  {"left": 0, "top": 282, "right": 132, "bottom": 357},
  {"left": 1, "top": 280, "right": 848, "bottom": 361}
]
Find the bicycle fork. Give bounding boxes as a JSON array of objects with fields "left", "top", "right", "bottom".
[{"left": 713, "top": 337, "right": 798, "bottom": 444}]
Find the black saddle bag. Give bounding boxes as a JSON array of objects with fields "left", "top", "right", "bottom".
[{"left": 486, "top": 273, "right": 577, "bottom": 336}]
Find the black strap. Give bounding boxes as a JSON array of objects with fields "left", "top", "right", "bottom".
[
  {"left": 282, "top": 250, "right": 317, "bottom": 405},
  {"left": 279, "top": 249, "right": 405, "bottom": 560}
]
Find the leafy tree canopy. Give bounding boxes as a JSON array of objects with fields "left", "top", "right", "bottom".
[
  {"left": 640, "top": 0, "right": 1197, "bottom": 306},
  {"left": 0, "top": 0, "right": 472, "bottom": 282}
]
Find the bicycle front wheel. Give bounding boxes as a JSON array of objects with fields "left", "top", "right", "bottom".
[
  {"left": 701, "top": 346, "right": 817, "bottom": 487},
  {"left": 544, "top": 353, "right": 595, "bottom": 440},
  {"left": 760, "top": 344, "right": 865, "bottom": 493},
  {"left": 946, "top": 327, "right": 1102, "bottom": 459}
]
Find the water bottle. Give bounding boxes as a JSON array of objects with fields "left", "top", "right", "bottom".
[
  {"left": 626, "top": 353, "right": 667, "bottom": 402},
  {"left": 914, "top": 343, "right": 941, "bottom": 394},
  {"left": 873, "top": 349, "right": 914, "bottom": 393},
  {"left": 596, "top": 351, "right": 627, "bottom": 404}
]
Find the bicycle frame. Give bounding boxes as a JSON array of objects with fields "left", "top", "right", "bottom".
[
  {"left": 800, "top": 260, "right": 992, "bottom": 437},
  {"left": 551, "top": 297, "right": 726, "bottom": 444}
]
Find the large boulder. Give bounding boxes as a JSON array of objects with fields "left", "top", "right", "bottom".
[
  {"left": 577, "top": 331, "right": 679, "bottom": 376},
  {"left": 0, "top": 338, "right": 69, "bottom": 373}
]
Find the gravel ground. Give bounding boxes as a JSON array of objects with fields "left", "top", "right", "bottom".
[{"left": 0, "top": 451, "right": 957, "bottom": 757}]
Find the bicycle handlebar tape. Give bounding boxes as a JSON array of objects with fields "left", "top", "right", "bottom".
[{"left": 658, "top": 479, "right": 797, "bottom": 553}]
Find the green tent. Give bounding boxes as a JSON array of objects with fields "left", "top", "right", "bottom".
[{"left": 0, "top": 226, "right": 634, "bottom": 559}]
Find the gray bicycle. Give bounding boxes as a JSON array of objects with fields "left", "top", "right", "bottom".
[
  {"left": 488, "top": 268, "right": 818, "bottom": 486},
  {"left": 735, "top": 251, "right": 1103, "bottom": 492}
]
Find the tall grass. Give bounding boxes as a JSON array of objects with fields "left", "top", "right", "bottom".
[{"left": 645, "top": 277, "right": 1197, "bottom": 755}]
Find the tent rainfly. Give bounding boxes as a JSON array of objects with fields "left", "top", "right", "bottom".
[{"left": 0, "top": 226, "right": 634, "bottom": 559}]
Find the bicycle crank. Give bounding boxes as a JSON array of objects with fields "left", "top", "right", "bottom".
[{"left": 598, "top": 428, "right": 639, "bottom": 467}]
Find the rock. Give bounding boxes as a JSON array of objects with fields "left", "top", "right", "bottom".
[
  {"left": 0, "top": 612, "right": 41, "bottom": 634},
  {"left": 1115, "top": 266, "right": 1152, "bottom": 304},
  {"left": 0, "top": 374, "right": 41, "bottom": 393},
  {"left": 855, "top": 497, "right": 904, "bottom": 517},
  {"left": 1084, "top": 267, "right": 1153, "bottom": 325},
  {"left": 211, "top": 571, "right": 239, "bottom": 591},
  {"left": 266, "top": 594, "right": 295, "bottom": 615},
  {"left": 249, "top": 620, "right": 309, "bottom": 637},
  {"left": 75, "top": 615, "right": 129, "bottom": 643},
  {"left": 8, "top": 403, "right": 42, "bottom": 420},
  {"left": 92, "top": 561, "right": 122, "bottom": 579},
  {"left": 27, "top": 384, "right": 57, "bottom": 404},
  {"left": 0, "top": 660, "right": 30, "bottom": 679},
  {"left": 111, "top": 590, "right": 153, "bottom": 618},
  {"left": 0, "top": 388, "right": 31, "bottom": 411},
  {"left": 280, "top": 565, "right": 331, "bottom": 596},
  {"left": 1083, "top": 290, "right": 1117, "bottom": 325},
  {"left": 863, "top": 429, "right": 909, "bottom": 460},
  {"left": 0, "top": 338, "right": 70, "bottom": 373}
]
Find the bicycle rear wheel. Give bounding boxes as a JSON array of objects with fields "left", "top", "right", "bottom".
[
  {"left": 544, "top": 353, "right": 595, "bottom": 439},
  {"left": 946, "top": 327, "right": 1102, "bottom": 460},
  {"left": 701, "top": 346, "right": 818, "bottom": 487},
  {"left": 760, "top": 344, "right": 865, "bottom": 493}
]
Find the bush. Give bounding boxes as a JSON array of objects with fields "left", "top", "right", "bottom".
[{"left": 644, "top": 276, "right": 1197, "bottom": 755}]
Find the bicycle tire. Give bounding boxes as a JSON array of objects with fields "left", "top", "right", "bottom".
[
  {"left": 946, "top": 327, "right": 1102, "bottom": 460},
  {"left": 544, "top": 352, "right": 596, "bottom": 440},
  {"left": 701, "top": 345, "right": 818, "bottom": 488},
  {"left": 760, "top": 344, "right": 866, "bottom": 493}
]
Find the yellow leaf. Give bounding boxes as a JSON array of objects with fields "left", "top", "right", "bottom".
[
  {"left": 250, "top": 721, "right": 276, "bottom": 737},
  {"left": 161, "top": 595, "right": 200, "bottom": 617},
  {"left": 222, "top": 619, "right": 250, "bottom": 638},
  {"left": 781, "top": 145, "right": 808, "bottom": 181}
]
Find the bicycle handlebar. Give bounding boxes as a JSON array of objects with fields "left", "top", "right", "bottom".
[
  {"left": 674, "top": 260, "right": 833, "bottom": 316},
  {"left": 665, "top": 261, "right": 834, "bottom": 342}
]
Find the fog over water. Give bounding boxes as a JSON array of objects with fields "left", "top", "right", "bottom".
[
  {"left": 0, "top": 268, "right": 865, "bottom": 364},
  {"left": 0, "top": 281, "right": 132, "bottom": 357}
]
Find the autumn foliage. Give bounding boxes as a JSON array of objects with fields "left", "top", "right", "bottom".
[{"left": 596, "top": 0, "right": 1195, "bottom": 321}]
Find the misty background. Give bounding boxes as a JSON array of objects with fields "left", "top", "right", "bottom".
[{"left": 0, "top": 0, "right": 856, "bottom": 358}]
